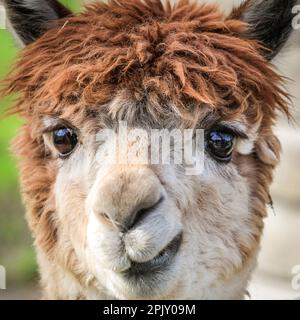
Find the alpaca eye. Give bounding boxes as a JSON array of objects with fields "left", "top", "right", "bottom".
[
  {"left": 52, "top": 127, "right": 78, "bottom": 157},
  {"left": 205, "top": 130, "right": 235, "bottom": 162}
]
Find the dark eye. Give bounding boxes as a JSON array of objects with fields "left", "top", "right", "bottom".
[
  {"left": 205, "top": 130, "right": 235, "bottom": 162},
  {"left": 53, "top": 127, "right": 78, "bottom": 157}
]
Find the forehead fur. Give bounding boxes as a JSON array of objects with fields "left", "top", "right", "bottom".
[{"left": 3, "top": 0, "right": 289, "bottom": 125}]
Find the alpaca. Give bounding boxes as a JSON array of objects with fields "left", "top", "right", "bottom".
[{"left": 1, "top": 0, "right": 297, "bottom": 299}]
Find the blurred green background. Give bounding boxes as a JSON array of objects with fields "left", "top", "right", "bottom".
[{"left": 0, "top": 0, "right": 84, "bottom": 296}]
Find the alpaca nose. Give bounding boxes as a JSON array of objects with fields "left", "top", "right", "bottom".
[
  {"left": 120, "top": 195, "right": 164, "bottom": 231},
  {"left": 92, "top": 167, "right": 164, "bottom": 231}
]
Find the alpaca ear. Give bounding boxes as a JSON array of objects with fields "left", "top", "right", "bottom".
[
  {"left": 1, "top": 0, "right": 71, "bottom": 47},
  {"left": 229, "top": 0, "right": 299, "bottom": 60}
]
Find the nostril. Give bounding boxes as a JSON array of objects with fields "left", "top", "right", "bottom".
[
  {"left": 124, "top": 195, "right": 165, "bottom": 231},
  {"left": 101, "top": 212, "right": 110, "bottom": 220},
  {"left": 96, "top": 210, "right": 125, "bottom": 231},
  {"left": 96, "top": 211, "right": 115, "bottom": 225}
]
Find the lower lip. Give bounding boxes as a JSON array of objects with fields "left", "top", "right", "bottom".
[{"left": 122, "top": 232, "right": 183, "bottom": 278}]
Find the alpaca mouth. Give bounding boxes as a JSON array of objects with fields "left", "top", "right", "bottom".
[{"left": 122, "top": 232, "right": 183, "bottom": 278}]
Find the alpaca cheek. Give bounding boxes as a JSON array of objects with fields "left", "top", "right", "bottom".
[{"left": 53, "top": 154, "right": 92, "bottom": 258}]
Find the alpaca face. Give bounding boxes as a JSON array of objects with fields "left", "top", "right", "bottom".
[
  {"left": 2, "top": 0, "right": 296, "bottom": 299},
  {"left": 42, "top": 108, "right": 255, "bottom": 299}
]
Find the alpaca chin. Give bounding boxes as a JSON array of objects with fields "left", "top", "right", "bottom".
[{"left": 98, "top": 257, "right": 182, "bottom": 300}]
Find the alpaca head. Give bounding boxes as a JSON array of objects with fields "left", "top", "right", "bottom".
[{"left": 2, "top": 0, "right": 297, "bottom": 299}]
